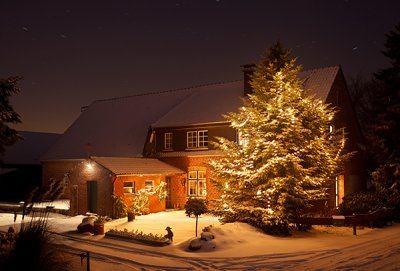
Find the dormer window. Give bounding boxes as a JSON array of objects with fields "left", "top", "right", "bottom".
[
  {"left": 187, "top": 130, "right": 208, "bottom": 149},
  {"left": 164, "top": 132, "right": 173, "bottom": 150}
]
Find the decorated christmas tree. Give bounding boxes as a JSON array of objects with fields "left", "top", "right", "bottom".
[{"left": 208, "top": 42, "right": 349, "bottom": 235}]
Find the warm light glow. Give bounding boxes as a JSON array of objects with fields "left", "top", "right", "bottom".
[
  {"left": 86, "top": 160, "right": 93, "bottom": 170},
  {"left": 335, "top": 176, "right": 338, "bottom": 207}
]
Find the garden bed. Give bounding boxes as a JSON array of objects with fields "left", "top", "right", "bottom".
[{"left": 105, "top": 229, "right": 171, "bottom": 246}]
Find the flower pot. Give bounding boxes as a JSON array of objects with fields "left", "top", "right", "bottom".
[
  {"left": 127, "top": 211, "right": 135, "bottom": 222},
  {"left": 93, "top": 223, "right": 105, "bottom": 235}
]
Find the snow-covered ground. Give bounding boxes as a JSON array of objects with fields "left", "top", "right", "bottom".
[{"left": 1, "top": 209, "right": 399, "bottom": 270}]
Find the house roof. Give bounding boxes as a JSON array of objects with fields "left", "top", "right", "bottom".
[
  {"left": 42, "top": 66, "right": 341, "bottom": 161},
  {"left": 2, "top": 131, "right": 60, "bottom": 164},
  {"left": 151, "top": 80, "right": 243, "bottom": 128},
  {"left": 152, "top": 66, "right": 340, "bottom": 128},
  {"left": 91, "top": 156, "right": 184, "bottom": 175},
  {"left": 42, "top": 87, "right": 198, "bottom": 160},
  {"left": 299, "top": 66, "right": 340, "bottom": 101}
]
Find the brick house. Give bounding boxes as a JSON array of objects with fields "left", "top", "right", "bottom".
[{"left": 41, "top": 65, "right": 365, "bottom": 216}]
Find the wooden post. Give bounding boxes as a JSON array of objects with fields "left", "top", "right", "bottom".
[
  {"left": 87, "top": 251, "right": 90, "bottom": 271},
  {"left": 353, "top": 224, "right": 357, "bottom": 236}
]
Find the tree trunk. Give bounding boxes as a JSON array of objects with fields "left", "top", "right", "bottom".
[{"left": 195, "top": 215, "right": 198, "bottom": 237}]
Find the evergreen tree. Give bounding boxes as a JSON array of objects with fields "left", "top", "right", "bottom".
[
  {"left": 367, "top": 23, "right": 400, "bottom": 207},
  {"left": 0, "top": 76, "right": 22, "bottom": 155},
  {"left": 208, "top": 42, "right": 348, "bottom": 235}
]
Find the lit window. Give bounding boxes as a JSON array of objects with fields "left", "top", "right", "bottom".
[
  {"left": 164, "top": 132, "right": 173, "bottom": 150},
  {"left": 124, "top": 181, "right": 135, "bottom": 194},
  {"left": 188, "top": 170, "right": 206, "bottom": 197},
  {"left": 187, "top": 130, "right": 208, "bottom": 149},
  {"left": 237, "top": 131, "right": 249, "bottom": 146},
  {"left": 145, "top": 180, "right": 155, "bottom": 193}
]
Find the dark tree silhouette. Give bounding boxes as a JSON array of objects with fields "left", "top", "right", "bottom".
[
  {"left": 0, "top": 76, "right": 22, "bottom": 155},
  {"left": 367, "top": 23, "right": 400, "bottom": 207}
]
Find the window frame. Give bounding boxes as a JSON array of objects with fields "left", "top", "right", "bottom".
[
  {"left": 187, "top": 131, "right": 198, "bottom": 149},
  {"left": 186, "top": 130, "right": 208, "bottom": 149},
  {"left": 164, "top": 132, "right": 173, "bottom": 150},
  {"left": 188, "top": 170, "right": 207, "bottom": 197},
  {"left": 144, "top": 180, "right": 155, "bottom": 193},
  {"left": 123, "top": 181, "right": 135, "bottom": 194},
  {"left": 198, "top": 130, "right": 208, "bottom": 148}
]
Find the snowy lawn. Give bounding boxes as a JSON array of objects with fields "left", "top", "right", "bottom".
[
  {"left": 0, "top": 209, "right": 378, "bottom": 255},
  {"left": 1, "top": 210, "right": 399, "bottom": 270}
]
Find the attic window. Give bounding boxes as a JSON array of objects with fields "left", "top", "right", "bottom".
[
  {"left": 164, "top": 132, "right": 173, "bottom": 150},
  {"left": 187, "top": 130, "right": 208, "bottom": 149}
]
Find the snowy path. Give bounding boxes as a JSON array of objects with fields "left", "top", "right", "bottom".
[
  {"left": 288, "top": 228, "right": 400, "bottom": 271},
  {"left": 55, "top": 232, "right": 315, "bottom": 270},
  {"left": 53, "top": 227, "right": 400, "bottom": 271}
]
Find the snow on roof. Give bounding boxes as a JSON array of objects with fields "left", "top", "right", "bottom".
[
  {"left": 91, "top": 156, "right": 184, "bottom": 175},
  {"left": 42, "top": 88, "right": 197, "bottom": 160},
  {"left": 43, "top": 66, "right": 340, "bottom": 161},
  {"left": 152, "top": 67, "right": 340, "bottom": 128},
  {"left": 299, "top": 66, "right": 340, "bottom": 101},
  {"left": 2, "top": 131, "right": 60, "bottom": 164},
  {"left": 151, "top": 81, "right": 243, "bottom": 128}
]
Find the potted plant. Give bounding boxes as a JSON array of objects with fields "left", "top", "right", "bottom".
[
  {"left": 127, "top": 209, "right": 135, "bottom": 222},
  {"left": 93, "top": 216, "right": 106, "bottom": 235}
]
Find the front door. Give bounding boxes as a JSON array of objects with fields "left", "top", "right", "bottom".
[
  {"left": 165, "top": 177, "right": 172, "bottom": 209},
  {"left": 87, "top": 180, "right": 98, "bottom": 213}
]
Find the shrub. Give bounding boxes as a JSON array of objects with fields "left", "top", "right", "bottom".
[
  {"left": 106, "top": 229, "right": 170, "bottom": 244},
  {"left": 156, "top": 181, "right": 167, "bottom": 201},
  {"left": 339, "top": 191, "right": 383, "bottom": 215},
  {"left": 112, "top": 194, "right": 127, "bottom": 219},
  {"left": 130, "top": 189, "right": 150, "bottom": 215}
]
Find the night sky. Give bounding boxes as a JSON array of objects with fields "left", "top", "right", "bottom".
[{"left": 1, "top": 0, "right": 399, "bottom": 133}]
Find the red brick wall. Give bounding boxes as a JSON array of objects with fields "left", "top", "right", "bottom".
[
  {"left": 159, "top": 156, "right": 223, "bottom": 209},
  {"left": 42, "top": 159, "right": 113, "bottom": 216},
  {"left": 113, "top": 175, "right": 166, "bottom": 213}
]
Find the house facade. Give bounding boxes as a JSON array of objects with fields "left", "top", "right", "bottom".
[{"left": 41, "top": 65, "right": 366, "bottom": 217}]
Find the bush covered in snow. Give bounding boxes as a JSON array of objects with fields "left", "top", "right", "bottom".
[
  {"left": 106, "top": 228, "right": 170, "bottom": 245},
  {"left": 339, "top": 191, "right": 384, "bottom": 215}
]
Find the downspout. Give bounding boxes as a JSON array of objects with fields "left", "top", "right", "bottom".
[{"left": 111, "top": 173, "right": 117, "bottom": 218}]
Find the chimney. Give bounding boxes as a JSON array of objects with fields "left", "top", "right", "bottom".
[{"left": 241, "top": 63, "right": 256, "bottom": 96}]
